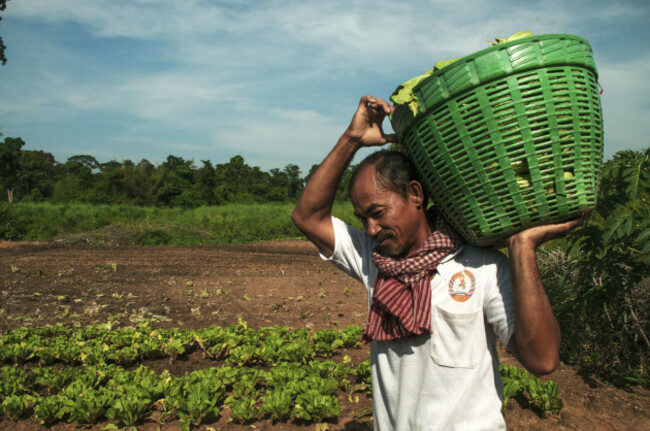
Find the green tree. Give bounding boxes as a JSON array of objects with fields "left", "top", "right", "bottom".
[
  {"left": 91, "top": 160, "right": 124, "bottom": 204},
  {"left": 52, "top": 155, "right": 99, "bottom": 203},
  {"left": 214, "top": 155, "right": 269, "bottom": 204},
  {"left": 284, "top": 164, "right": 303, "bottom": 200},
  {"left": 133, "top": 159, "right": 158, "bottom": 205},
  {"left": 268, "top": 168, "right": 288, "bottom": 202},
  {"left": 0, "top": 0, "right": 11, "bottom": 66},
  {"left": 67, "top": 155, "right": 100, "bottom": 172},
  {"left": 16, "top": 150, "right": 57, "bottom": 201},
  {"left": 0, "top": 136, "right": 24, "bottom": 202},
  {"left": 157, "top": 155, "right": 197, "bottom": 207},
  {"left": 246, "top": 166, "right": 272, "bottom": 201},
  {"left": 216, "top": 155, "right": 246, "bottom": 202},
  {"left": 195, "top": 160, "right": 217, "bottom": 205},
  {"left": 305, "top": 163, "right": 356, "bottom": 201}
]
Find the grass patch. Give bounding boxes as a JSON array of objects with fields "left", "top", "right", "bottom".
[{"left": 4, "top": 202, "right": 360, "bottom": 245}]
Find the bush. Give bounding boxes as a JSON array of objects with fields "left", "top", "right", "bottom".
[
  {"left": 2, "top": 202, "right": 360, "bottom": 245},
  {"left": 132, "top": 228, "right": 173, "bottom": 245},
  {"left": 540, "top": 148, "right": 650, "bottom": 386},
  {"left": 0, "top": 202, "right": 26, "bottom": 240}
]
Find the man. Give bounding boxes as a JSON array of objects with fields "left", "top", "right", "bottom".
[{"left": 292, "top": 95, "right": 579, "bottom": 430}]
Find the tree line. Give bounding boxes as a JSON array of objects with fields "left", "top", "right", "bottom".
[{"left": 0, "top": 136, "right": 355, "bottom": 207}]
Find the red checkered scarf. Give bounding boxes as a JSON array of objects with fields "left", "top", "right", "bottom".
[{"left": 362, "top": 212, "right": 461, "bottom": 343}]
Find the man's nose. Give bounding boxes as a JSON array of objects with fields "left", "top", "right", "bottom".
[{"left": 366, "top": 219, "right": 381, "bottom": 237}]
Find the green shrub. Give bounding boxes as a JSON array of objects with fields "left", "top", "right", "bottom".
[
  {"left": 0, "top": 202, "right": 26, "bottom": 240},
  {"left": 132, "top": 228, "right": 173, "bottom": 245},
  {"left": 2, "top": 201, "right": 360, "bottom": 245},
  {"left": 540, "top": 148, "right": 650, "bottom": 386}
]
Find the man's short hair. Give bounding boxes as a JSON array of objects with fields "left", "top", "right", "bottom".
[{"left": 349, "top": 150, "right": 427, "bottom": 206}]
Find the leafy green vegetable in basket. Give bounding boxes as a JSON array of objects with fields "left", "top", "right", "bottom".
[
  {"left": 487, "top": 30, "right": 533, "bottom": 46},
  {"left": 390, "top": 69, "right": 434, "bottom": 115},
  {"left": 390, "top": 58, "right": 461, "bottom": 116}
]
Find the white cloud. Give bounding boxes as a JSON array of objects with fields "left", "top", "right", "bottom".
[
  {"left": 2, "top": 0, "right": 648, "bottom": 170},
  {"left": 214, "top": 107, "right": 341, "bottom": 157},
  {"left": 598, "top": 56, "right": 650, "bottom": 157},
  {"left": 7, "top": 0, "right": 230, "bottom": 39},
  {"left": 64, "top": 71, "right": 245, "bottom": 122}
]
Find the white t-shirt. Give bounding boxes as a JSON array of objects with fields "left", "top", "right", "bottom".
[{"left": 321, "top": 217, "right": 516, "bottom": 431}]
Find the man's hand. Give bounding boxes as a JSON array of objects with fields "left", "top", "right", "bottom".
[
  {"left": 507, "top": 215, "right": 586, "bottom": 249},
  {"left": 343, "top": 95, "right": 396, "bottom": 147}
]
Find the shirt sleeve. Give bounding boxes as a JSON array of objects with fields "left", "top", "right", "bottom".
[
  {"left": 483, "top": 250, "right": 516, "bottom": 347},
  {"left": 319, "top": 217, "right": 377, "bottom": 295}
]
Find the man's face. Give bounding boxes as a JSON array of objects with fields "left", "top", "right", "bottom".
[{"left": 349, "top": 165, "right": 424, "bottom": 258}]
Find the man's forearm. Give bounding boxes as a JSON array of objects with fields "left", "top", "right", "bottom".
[
  {"left": 295, "top": 134, "right": 360, "bottom": 220},
  {"left": 291, "top": 133, "right": 360, "bottom": 255},
  {"left": 508, "top": 237, "right": 561, "bottom": 375}
]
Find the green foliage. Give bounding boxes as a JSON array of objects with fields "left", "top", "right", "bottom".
[
  {"left": 133, "top": 228, "right": 173, "bottom": 245},
  {"left": 541, "top": 147, "right": 650, "bottom": 384},
  {"left": 33, "top": 395, "right": 65, "bottom": 425},
  {"left": 260, "top": 388, "right": 292, "bottom": 420},
  {"left": 1, "top": 142, "right": 312, "bottom": 207},
  {"left": 0, "top": 322, "right": 561, "bottom": 428},
  {"left": 0, "top": 323, "right": 367, "bottom": 428},
  {"left": 0, "top": 136, "right": 24, "bottom": 202},
  {"left": 0, "top": 393, "right": 35, "bottom": 420},
  {"left": 0, "top": 0, "right": 10, "bottom": 66},
  {"left": 0, "top": 201, "right": 25, "bottom": 239},
  {"left": 169, "top": 380, "right": 221, "bottom": 430},
  {"left": 4, "top": 201, "right": 359, "bottom": 244},
  {"left": 500, "top": 364, "right": 563, "bottom": 414},
  {"left": 292, "top": 390, "right": 340, "bottom": 422},
  {"left": 229, "top": 397, "right": 257, "bottom": 423},
  {"left": 105, "top": 390, "right": 153, "bottom": 427}
]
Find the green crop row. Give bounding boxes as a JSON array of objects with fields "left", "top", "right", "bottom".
[
  {"left": 0, "top": 322, "right": 562, "bottom": 428},
  {"left": 0, "top": 360, "right": 368, "bottom": 430},
  {"left": 0, "top": 321, "right": 365, "bottom": 367},
  {"left": 0, "top": 321, "right": 369, "bottom": 429}
]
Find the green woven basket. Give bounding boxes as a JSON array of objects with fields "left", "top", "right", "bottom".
[{"left": 391, "top": 34, "right": 604, "bottom": 246}]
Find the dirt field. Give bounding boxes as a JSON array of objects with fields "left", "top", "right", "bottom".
[{"left": 1, "top": 240, "right": 649, "bottom": 430}]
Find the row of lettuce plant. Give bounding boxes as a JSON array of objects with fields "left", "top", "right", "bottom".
[
  {"left": 0, "top": 360, "right": 365, "bottom": 430},
  {"left": 0, "top": 321, "right": 560, "bottom": 429},
  {"left": 0, "top": 320, "right": 363, "bottom": 367}
]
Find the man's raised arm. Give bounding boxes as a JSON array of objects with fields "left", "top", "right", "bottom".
[
  {"left": 291, "top": 95, "right": 395, "bottom": 257},
  {"left": 506, "top": 219, "right": 583, "bottom": 375}
]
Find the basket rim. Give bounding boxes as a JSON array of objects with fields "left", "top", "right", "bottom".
[
  {"left": 415, "top": 33, "right": 595, "bottom": 89},
  {"left": 390, "top": 34, "right": 597, "bottom": 140}
]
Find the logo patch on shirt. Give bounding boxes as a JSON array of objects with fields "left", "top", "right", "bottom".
[{"left": 448, "top": 270, "right": 476, "bottom": 302}]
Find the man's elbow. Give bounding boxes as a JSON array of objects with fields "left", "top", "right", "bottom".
[
  {"left": 526, "top": 353, "right": 560, "bottom": 376},
  {"left": 291, "top": 204, "right": 325, "bottom": 234},
  {"left": 510, "top": 337, "right": 560, "bottom": 375},
  {"left": 291, "top": 207, "right": 306, "bottom": 231},
  {"left": 533, "top": 359, "right": 559, "bottom": 376}
]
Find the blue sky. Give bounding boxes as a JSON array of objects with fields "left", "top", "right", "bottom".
[{"left": 0, "top": 0, "right": 648, "bottom": 175}]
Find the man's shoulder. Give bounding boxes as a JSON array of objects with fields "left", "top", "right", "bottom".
[{"left": 332, "top": 216, "right": 375, "bottom": 253}]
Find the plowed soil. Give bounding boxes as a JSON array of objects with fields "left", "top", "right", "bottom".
[{"left": 1, "top": 240, "right": 649, "bottom": 430}]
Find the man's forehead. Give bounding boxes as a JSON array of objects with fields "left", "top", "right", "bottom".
[
  {"left": 351, "top": 165, "right": 381, "bottom": 194},
  {"left": 351, "top": 179, "right": 393, "bottom": 214}
]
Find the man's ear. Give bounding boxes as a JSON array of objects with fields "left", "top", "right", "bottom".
[{"left": 407, "top": 181, "right": 425, "bottom": 208}]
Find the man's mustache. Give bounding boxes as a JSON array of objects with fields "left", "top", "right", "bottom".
[{"left": 374, "top": 231, "right": 396, "bottom": 243}]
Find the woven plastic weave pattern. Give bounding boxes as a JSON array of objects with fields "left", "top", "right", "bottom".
[{"left": 391, "top": 34, "right": 603, "bottom": 246}]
